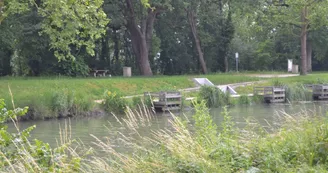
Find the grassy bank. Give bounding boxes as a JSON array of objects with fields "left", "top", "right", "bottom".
[
  {"left": 0, "top": 74, "right": 260, "bottom": 119},
  {"left": 235, "top": 73, "right": 328, "bottom": 95}
]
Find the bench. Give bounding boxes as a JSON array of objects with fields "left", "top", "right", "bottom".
[{"left": 90, "top": 70, "right": 111, "bottom": 77}]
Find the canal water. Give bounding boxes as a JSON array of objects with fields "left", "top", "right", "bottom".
[{"left": 7, "top": 103, "right": 328, "bottom": 148}]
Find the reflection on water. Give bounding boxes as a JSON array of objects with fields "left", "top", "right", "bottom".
[{"left": 7, "top": 103, "right": 328, "bottom": 148}]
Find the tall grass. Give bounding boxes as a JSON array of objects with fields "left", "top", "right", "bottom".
[
  {"left": 83, "top": 101, "right": 328, "bottom": 172},
  {"left": 198, "top": 86, "right": 231, "bottom": 107},
  {"left": 285, "top": 84, "right": 312, "bottom": 102},
  {"left": 3, "top": 97, "right": 328, "bottom": 172},
  {"left": 0, "top": 99, "right": 88, "bottom": 172},
  {"left": 271, "top": 79, "right": 313, "bottom": 102}
]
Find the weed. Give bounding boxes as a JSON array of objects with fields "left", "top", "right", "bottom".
[{"left": 103, "top": 91, "right": 127, "bottom": 114}]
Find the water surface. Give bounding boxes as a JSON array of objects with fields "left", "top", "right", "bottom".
[{"left": 8, "top": 103, "right": 328, "bottom": 148}]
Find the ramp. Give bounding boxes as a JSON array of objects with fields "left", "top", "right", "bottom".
[
  {"left": 193, "top": 78, "right": 238, "bottom": 95},
  {"left": 217, "top": 85, "right": 238, "bottom": 95},
  {"left": 193, "top": 78, "right": 215, "bottom": 86}
]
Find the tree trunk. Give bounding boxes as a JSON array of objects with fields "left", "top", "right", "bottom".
[
  {"left": 187, "top": 10, "right": 208, "bottom": 74},
  {"left": 125, "top": 0, "right": 153, "bottom": 76},
  {"left": 101, "top": 30, "right": 110, "bottom": 67},
  {"left": 300, "top": 7, "right": 308, "bottom": 75},
  {"left": 224, "top": 55, "right": 228, "bottom": 72},
  {"left": 306, "top": 40, "right": 312, "bottom": 72},
  {"left": 127, "top": 23, "right": 152, "bottom": 76},
  {"left": 113, "top": 30, "right": 120, "bottom": 62}
]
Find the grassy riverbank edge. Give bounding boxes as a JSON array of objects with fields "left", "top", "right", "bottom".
[{"left": 1, "top": 73, "right": 261, "bottom": 120}]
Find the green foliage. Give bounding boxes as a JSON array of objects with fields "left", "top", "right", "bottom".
[
  {"left": 56, "top": 58, "right": 90, "bottom": 77},
  {"left": 87, "top": 101, "right": 328, "bottom": 172},
  {"left": 238, "top": 95, "right": 251, "bottom": 105},
  {"left": 131, "top": 96, "right": 152, "bottom": 108},
  {"left": 285, "top": 84, "right": 312, "bottom": 102},
  {"left": 51, "top": 89, "right": 74, "bottom": 114},
  {"left": 103, "top": 91, "right": 127, "bottom": 114},
  {"left": 252, "top": 93, "right": 264, "bottom": 104},
  {"left": 198, "top": 85, "right": 230, "bottom": 108},
  {"left": 50, "top": 89, "right": 94, "bottom": 119},
  {"left": 2, "top": 0, "right": 109, "bottom": 62},
  {"left": 192, "top": 100, "right": 218, "bottom": 149},
  {"left": 0, "top": 74, "right": 259, "bottom": 119},
  {"left": 39, "top": 0, "right": 109, "bottom": 60},
  {"left": 0, "top": 99, "right": 85, "bottom": 171},
  {"left": 10, "top": 49, "right": 30, "bottom": 76},
  {"left": 272, "top": 79, "right": 285, "bottom": 87}
]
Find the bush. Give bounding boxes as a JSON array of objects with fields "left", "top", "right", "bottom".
[
  {"left": 198, "top": 86, "right": 230, "bottom": 108},
  {"left": 56, "top": 58, "right": 90, "bottom": 77},
  {"left": 51, "top": 89, "right": 74, "bottom": 114},
  {"left": 238, "top": 95, "right": 251, "bottom": 105},
  {"left": 103, "top": 91, "right": 127, "bottom": 114},
  {"left": 252, "top": 93, "right": 264, "bottom": 104},
  {"left": 50, "top": 90, "right": 94, "bottom": 118}
]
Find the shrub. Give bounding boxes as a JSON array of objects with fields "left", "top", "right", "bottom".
[
  {"left": 198, "top": 85, "right": 230, "bottom": 108},
  {"left": 50, "top": 90, "right": 94, "bottom": 118},
  {"left": 252, "top": 93, "right": 264, "bottom": 104},
  {"left": 50, "top": 89, "right": 74, "bottom": 117},
  {"left": 73, "top": 94, "right": 94, "bottom": 113},
  {"left": 238, "top": 95, "right": 251, "bottom": 105},
  {"left": 103, "top": 91, "right": 127, "bottom": 114}
]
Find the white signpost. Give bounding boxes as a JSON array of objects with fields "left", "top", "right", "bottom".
[
  {"left": 235, "top": 52, "right": 239, "bottom": 72},
  {"left": 288, "top": 59, "right": 293, "bottom": 72}
]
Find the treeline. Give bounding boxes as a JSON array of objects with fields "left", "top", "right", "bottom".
[{"left": 1, "top": 0, "right": 328, "bottom": 76}]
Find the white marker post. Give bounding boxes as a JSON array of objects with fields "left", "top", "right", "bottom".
[{"left": 235, "top": 52, "right": 239, "bottom": 72}]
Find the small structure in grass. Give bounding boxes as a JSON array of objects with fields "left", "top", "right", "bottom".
[
  {"left": 254, "top": 86, "right": 286, "bottom": 103},
  {"left": 90, "top": 69, "right": 111, "bottom": 77},
  {"left": 144, "top": 91, "right": 182, "bottom": 112}
]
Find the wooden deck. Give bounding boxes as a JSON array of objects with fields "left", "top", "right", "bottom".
[
  {"left": 312, "top": 84, "right": 328, "bottom": 100},
  {"left": 144, "top": 91, "right": 182, "bottom": 112},
  {"left": 254, "top": 86, "right": 286, "bottom": 103}
]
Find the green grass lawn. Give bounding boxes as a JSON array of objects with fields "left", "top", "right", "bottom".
[{"left": 0, "top": 74, "right": 260, "bottom": 110}]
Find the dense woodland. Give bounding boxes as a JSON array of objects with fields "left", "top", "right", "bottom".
[{"left": 1, "top": 0, "right": 328, "bottom": 76}]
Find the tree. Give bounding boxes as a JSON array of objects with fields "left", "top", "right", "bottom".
[
  {"left": 122, "top": 0, "right": 171, "bottom": 76},
  {"left": 266, "top": 0, "right": 328, "bottom": 75},
  {"left": 1, "top": 0, "right": 109, "bottom": 61},
  {"left": 185, "top": 1, "right": 208, "bottom": 74}
]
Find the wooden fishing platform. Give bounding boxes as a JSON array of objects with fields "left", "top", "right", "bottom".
[
  {"left": 144, "top": 91, "right": 182, "bottom": 112},
  {"left": 312, "top": 84, "right": 328, "bottom": 100},
  {"left": 254, "top": 86, "right": 286, "bottom": 103}
]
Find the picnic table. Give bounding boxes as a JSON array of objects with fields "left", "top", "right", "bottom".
[{"left": 90, "top": 70, "right": 111, "bottom": 77}]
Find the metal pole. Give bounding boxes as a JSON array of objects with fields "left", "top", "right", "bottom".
[
  {"left": 235, "top": 52, "right": 239, "bottom": 72},
  {"left": 236, "top": 58, "right": 238, "bottom": 72}
]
